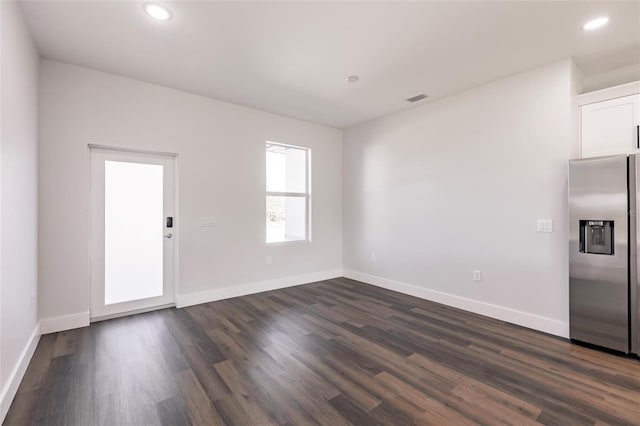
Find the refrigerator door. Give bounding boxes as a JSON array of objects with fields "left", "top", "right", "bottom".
[
  {"left": 569, "top": 155, "right": 629, "bottom": 353},
  {"left": 634, "top": 154, "right": 640, "bottom": 355}
]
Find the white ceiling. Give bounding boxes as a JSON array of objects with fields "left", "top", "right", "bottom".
[{"left": 20, "top": 1, "right": 640, "bottom": 128}]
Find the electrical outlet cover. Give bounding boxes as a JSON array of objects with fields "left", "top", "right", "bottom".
[
  {"left": 200, "top": 216, "right": 216, "bottom": 227},
  {"left": 536, "top": 219, "right": 553, "bottom": 233}
]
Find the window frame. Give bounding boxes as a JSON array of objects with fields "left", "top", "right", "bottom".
[{"left": 265, "top": 141, "right": 311, "bottom": 244}]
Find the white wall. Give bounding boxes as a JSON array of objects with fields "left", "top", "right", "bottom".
[
  {"left": 39, "top": 60, "right": 342, "bottom": 328},
  {"left": 582, "top": 63, "right": 640, "bottom": 93},
  {"left": 343, "top": 60, "right": 580, "bottom": 337},
  {"left": 0, "top": 1, "right": 40, "bottom": 420}
]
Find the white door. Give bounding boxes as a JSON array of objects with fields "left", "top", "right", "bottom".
[
  {"left": 581, "top": 94, "right": 640, "bottom": 158},
  {"left": 90, "top": 148, "right": 176, "bottom": 319}
]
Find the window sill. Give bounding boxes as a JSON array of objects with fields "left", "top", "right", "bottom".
[{"left": 266, "top": 239, "right": 311, "bottom": 246}]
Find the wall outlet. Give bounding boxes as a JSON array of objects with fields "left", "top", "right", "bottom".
[
  {"left": 537, "top": 219, "right": 553, "bottom": 233},
  {"left": 200, "top": 216, "right": 216, "bottom": 227},
  {"left": 266, "top": 256, "right": 272, "bottom": 265},
  {"left": 473, "top": 270, "right": 482, "bottom": 282},
  {"left": 31, "top": 291, "right": 36, "bottom": 308},
  {"left": 370, "top": 253, "right": 376, "bottom": 262}
]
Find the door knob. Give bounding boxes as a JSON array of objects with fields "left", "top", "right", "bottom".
[{"left": 164, "top": 233, "right": 173, "bottom": 239}]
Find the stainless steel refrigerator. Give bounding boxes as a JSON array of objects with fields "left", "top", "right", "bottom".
[{"left": 569, "top": 154, "right": 639, "bottom": 355}]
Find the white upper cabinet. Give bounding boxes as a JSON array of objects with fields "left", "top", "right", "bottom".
[{"left": 579, "top": 83, "right": 640, "bottom": 159}]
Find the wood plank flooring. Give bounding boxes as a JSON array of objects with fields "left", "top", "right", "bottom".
[{"left": 4, "top": 278, "right": 640, "bottom": 425}]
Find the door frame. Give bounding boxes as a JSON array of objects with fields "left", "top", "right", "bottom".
[{"left": 88, "top": 145, "right": 179, "bottom": 321}]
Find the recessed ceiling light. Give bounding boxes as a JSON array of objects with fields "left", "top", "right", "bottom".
[
  {"left": 346, "top": 75, "right": 359, "bottom": 83},
  {"left": 583, "top": 17, "right": 609, "bottom": 30},
  {"left": 144, "top": 3, "right": 172, "bottom": 21}
]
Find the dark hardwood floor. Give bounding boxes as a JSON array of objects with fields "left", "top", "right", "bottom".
[{"left": 4, "top": 278, "right": 640, "bottom": 425}]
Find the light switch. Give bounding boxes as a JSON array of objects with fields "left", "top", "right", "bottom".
[
  {"left": 537, "top": 219, "right": 553, "bottom": 233},
  {"left": 200, "top": 216, "right": 216, "bottom": 227}
]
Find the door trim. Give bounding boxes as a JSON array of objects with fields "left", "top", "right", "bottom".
[{"left": 88, "top": 143, "right": 179, "bottom": 158}]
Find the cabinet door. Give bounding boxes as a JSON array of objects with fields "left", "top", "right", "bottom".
[{"left": 581, "top": 94, "right": 640, "bottom": 158}]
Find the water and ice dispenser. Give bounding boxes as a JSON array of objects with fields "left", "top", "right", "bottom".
[{"left": 579, "top": 220, "right": 614, "bottom": 255}]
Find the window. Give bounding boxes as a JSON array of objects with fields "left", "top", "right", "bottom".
[{"left": 266, "top": 142, "right": 310, "bottom": 243}]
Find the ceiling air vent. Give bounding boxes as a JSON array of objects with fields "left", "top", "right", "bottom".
[{"left": 406, "top": 94, "right": 428, "bottom": 103}]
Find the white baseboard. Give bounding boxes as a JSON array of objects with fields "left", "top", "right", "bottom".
[
  {"left": 177, "top": 268, "right": 344, "bottom": 308},
  {"left": 0, "top": 324, "right": 40, "bottom": 423},
  {"left": 39, "top": 311, "right": 90, "bottom": 334},
  {"left": 344, "top": 269, "right": 569, "bottom": 338}
]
